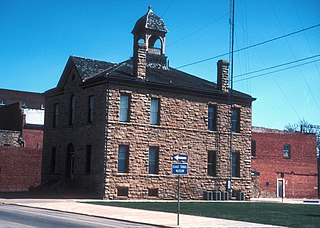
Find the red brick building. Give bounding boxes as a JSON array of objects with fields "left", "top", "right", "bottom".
[
  {"left": 251, "top": 127, "right": 318, "bottom": 199},
  {"left": 0, "top": 89, "right": 44, "bottom": 192}
]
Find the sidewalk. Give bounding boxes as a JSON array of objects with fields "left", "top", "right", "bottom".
[{"left": 0, "top": 198, "right": 284, "bottom": 227}]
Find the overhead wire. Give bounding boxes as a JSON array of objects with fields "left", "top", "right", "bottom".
[
  {"left": 176, "top": 23, "right": 320, "bottom": 69},
  {"left": 234, "top": 58, "right": 320, "bottom": 82},
  {"left": 234, "top": 54, "right": 320, "bottom": 78}
]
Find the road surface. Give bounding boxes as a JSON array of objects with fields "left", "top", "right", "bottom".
[{"left": 0, "top": 204, "right": 158, "bottom": 227}]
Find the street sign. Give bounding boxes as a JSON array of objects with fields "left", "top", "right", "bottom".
[
  {"left": 172, "top": 163, "right": 188, "bottom": 175},
  {"left": 173, "top": 154, "right": 188, "bottom": 162}
]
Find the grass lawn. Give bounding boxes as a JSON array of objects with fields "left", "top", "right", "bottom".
[{"left": 85, "top": 201, "right": 320, "bottom": 228}]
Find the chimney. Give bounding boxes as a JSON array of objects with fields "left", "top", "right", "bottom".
[
  {"left": 217, "top": 60, "right": 229, "bottom": 93},
  {"left": 133, "top": 43, "right": 147, "bottom": 80}
]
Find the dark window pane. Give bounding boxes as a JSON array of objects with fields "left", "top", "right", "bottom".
[
  {"left": 149, "top": 147, "right": 159, "bottom": 174},
  {"left": 208, "top": 105, "right": 217, "bottom": 131},
  {"left": 251, "top": 140, "right": 256, "bottom": 157},
  {"left": 118, "top": 145, "right": 129, "bottom": 173},
  {"left": 232, "top": 152, "right": 240, "bottom": 177},
  {"left": 283, "top": 144, "right": 291, "bottom": 158},
  {"left": 207, "top": 151, "right": 217, "bottom": 176}
]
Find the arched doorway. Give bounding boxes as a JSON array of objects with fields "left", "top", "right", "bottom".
[{"left": 66, "top": 144, "right": 75, "bottom": 179}]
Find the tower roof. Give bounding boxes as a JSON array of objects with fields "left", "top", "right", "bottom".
[{"left": 132, "top": 6, "right": 168, "bottom": 34}]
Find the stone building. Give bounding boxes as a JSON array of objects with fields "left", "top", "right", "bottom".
[
  {"left": 251, "top": 127, "right": 318, "bottom": 198},
  {"left": 0, "top": 89, "right": 44, "bottom": 192},
  {"left": 42, "top": 7, "right": 255, "bottom": 199}
]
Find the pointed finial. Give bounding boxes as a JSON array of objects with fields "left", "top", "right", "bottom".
[{"left": 148, "top": 5, "right": 153, "bottom": 12}]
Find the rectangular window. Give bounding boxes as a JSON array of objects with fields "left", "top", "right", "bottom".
[
  {"left": 231, "top": 108, "right": 240, "bottom": 133},
  {"left": 50, "top": 147, "right": 56, "bottom": 174},
  {"left": 0, "top": 100, "right": 5, "bottom": 106},
  {"left": 207, "top": 151, "right": 217, "bottom": 176},
  {"left": 53, "top": 103, "right": 58, "bottom": 127},
  {"left": 283, "top": 144, "right": 291, "bottom": 158},
  {"left": 70, "top": 95, "right": 75, "bottom": 125},
  {"left": 208, "top": 105, "right": 217, "bottom": 131},
  {"left": 22, "top": 101, "right": 28, "bottom": 108},
  {"left": 150, "top": 98, "right": 160, "bottom": 125},
  {"left": 119, "top": 94, "right": 130, "bottom": 122},
  {"left": 117, "top": 187, "right": 129, "bottom": 197},
  {"left": 251, "top": 140, "right": 256, "bottom": 157},
  {"left": 88, "top": 96, "right": 94, "bottom": 122},
  {"left": 232, "top": 152, "right": 240, "bottom": 177},
  {"left": 41, "top": 103, "right": 45, "bottom": 110},
  {"left": 148, "top": 188, "right": 159, "bottom": 197},
  {"left": 118, "top": 145, "right": 129, "bottom": 173},
  {"left": 86, "top": 145, "right": 92, "bottom": 174},
  {"left": 149, "top": 147, "right": 159, "bottom": 174}
]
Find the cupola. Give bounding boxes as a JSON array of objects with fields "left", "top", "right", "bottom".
[{"left": 132, "top": 6, "right": 168, "bottom": 79}]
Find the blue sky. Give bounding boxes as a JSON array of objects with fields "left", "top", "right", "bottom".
[{"left": 0, "top": 0, "right": 319, "bottom": 130}]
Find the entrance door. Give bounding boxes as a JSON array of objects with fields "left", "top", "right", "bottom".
[
  {"left": 66, "top": 144, "right": 75, "bottom": 179},
  {"left": 277, "top": 179, "right": 284, "bottom": 198}
]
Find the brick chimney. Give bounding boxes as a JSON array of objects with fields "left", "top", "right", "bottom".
[
  {"left": 217, "top": 60, "right": 229, "bottom": 93},
  {"left": 133, "top": 43, "right": 147, "bottom": 80}
]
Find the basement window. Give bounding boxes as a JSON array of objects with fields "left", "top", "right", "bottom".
[
  {"left": 117, "top": 187, "right": 129, "bottom": 197},
  {"left": 148, "top": 188, "right": 159, "bottom": 197}
]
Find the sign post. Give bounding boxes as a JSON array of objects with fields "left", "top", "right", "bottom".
[{"left": 172, "top": 154, "right": 188, "bottom": 226}]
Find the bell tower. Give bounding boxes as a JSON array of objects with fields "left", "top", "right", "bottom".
[{"left": 132, "top": 6, "right": 168, "bottom": 79}]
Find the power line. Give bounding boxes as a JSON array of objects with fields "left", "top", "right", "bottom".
[
  {"left": 167, "top": 12, "right": 228, "bottom": 47},
  {"left": 176, "top": 23, "right": 320, "bottom": 69},
  {"left": 234, "top": 54, "right": 320, "bottom": 78},
  {"left": 234, "top": 58, "right": 320, "bottom": 82}
]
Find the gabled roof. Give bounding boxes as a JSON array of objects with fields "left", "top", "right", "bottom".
[
  {"left": 132, "top": 6, "right": 167, "bottom": 34},
  {"left": 71, "top": 56, "right": 116, "bottom": 81},
  {"left": 48, "top": 56, "right": 254, "bottom": 103}
]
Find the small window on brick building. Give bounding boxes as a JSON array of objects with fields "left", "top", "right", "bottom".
[
  {"left": 149, "top": 147, "right": 159, "bottom": 174},
  {"left": 232, "top": 152, "right": 240, "bottom": 177},
  {"left": 150, "top": 98, "right": 160, "bottom": 125},
  {"left": 283, "top": 144, "right": 291, "bottom": 158},
  {"left": 118, "top": 145, "right": 129, "bottom": 173},
  {"left": 207, "top": 151, "right": 217, "bottom": 176},
  {"left": 0, "top": 99, "right": 6, "bottom": 106},
  {"left": 70, "top": 95, "right": 75, "bottom": 125},
  {"left": 50, "top": 147, "right": 56, "bottom": 174},
  {"left": 85, "top": 145, "right": 92, "bottom": 174},
  {"left": 231, "top": 108, "right": 240, "bottom": 133},
  {"left": 53, "top": 103, "right": 58, "bottom": 127},
  {"left": 251, "top": 140, "right": 256, "bottom": 157},
  {"left": 117, "top": 187, "right": 129, "bottom": 197},
  {"left": 119, "top": 94, "right": 130, "bottom": 122},
  {"left": 88, "top": 96, "right": 94, "bottom": 122},
  {"left": 208, "top": 105, "right": 217, "bottom": 131},
  {"left": 41, "top": 103, "right": 45, "bottom": 110},
  {"left": 148, "top": 188, "right": 159, "bottom": 197},
  {"left": 22, "top": 101, "right": 28, "bottom": 108}
]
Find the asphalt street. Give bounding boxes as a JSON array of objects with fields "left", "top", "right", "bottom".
[{"left": 0, "top": 204, "right": 158, "bottom": 228}]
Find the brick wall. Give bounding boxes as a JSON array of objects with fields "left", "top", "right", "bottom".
[
  {"left": 22, "top": 128, "right": 43, "bottom": 149},
  {"left": 252, "top": 131, "right": 318, "bottom": 198},
  {"left": 0, "top": 146, "right": 42, "bottom": 192},
  {"left": 0, "top": 88, "right": 44, "bottom": 109}
]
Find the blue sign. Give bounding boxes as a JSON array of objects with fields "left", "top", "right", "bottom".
[
  {"left": 172, "top": 163, "right": 188, "bottom": 175},
  {"left": 173, "top": 154, "right": 188, "bottom": 162}
]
